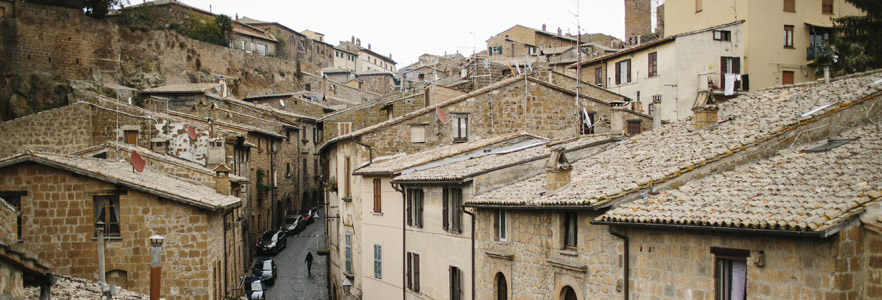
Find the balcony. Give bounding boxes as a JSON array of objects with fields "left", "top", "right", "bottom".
[{"left": 807, "top": 45, "right": 822, "bottom": 61}]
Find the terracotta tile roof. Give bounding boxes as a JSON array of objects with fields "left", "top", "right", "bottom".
[
  {"left": 0, "top": 152, "right": 241, "bottom": 210},
  {"left": 142, "top": 83, "right": 221, "bottom": 94},
  {"left": 25, "top": 275, "right": 149, "bottom": 299},
  {"left": 354, "top": 132, "right": 545, "bottom": 176},
  {"left": 72, "top": 142, "right": 248, "bottom": 183},
  {"left": 393, "top": 134, "right": 616, "bottom": 182},
  {"left": 598, "top": 123, "right": 882, "bottom": 233},
  {"left": 467, "top": 70, "right": 882, "bottom": 208}
]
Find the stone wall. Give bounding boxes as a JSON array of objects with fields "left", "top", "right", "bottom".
[
  {"left": 0, "top": 101, "right": 93, "bottom": 158},
  {"left": 475, "top": 209, "right": 621, "bottom": 299},
  {"left": 863, "top": 228, "right": 882, "bottom": 299},
  {"left": 357, "top": 74, "right": 394, "bottom": 96},
  {"left": 0, "top": 163, "right": 231, "bottom": 300},
  {"left": 0, "top": 197, "right": 17, "bottom": 240},
  {"left": 300, "top": 72, "right": 382, "bottom": 103},
  {"left": 625, "top": 0, "right": 652, "bottom": 40},
  {"left": 622, "top": 221, "right": 865, "bottom": 299},
  {"left": 0, "top": 259, "right": 24, "bottom": 300}
]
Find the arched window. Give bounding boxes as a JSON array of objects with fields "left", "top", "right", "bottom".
[
  {"left": 496, "top": 273, "right": 508, "bottom": 300},
  {"left": 561, "top": 286, "right": 577, "bottom": 300}
]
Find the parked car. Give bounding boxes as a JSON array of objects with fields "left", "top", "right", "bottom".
[
  {"left": 256, "top": 230, "right": 287, "bottom": 255},
  {"left": 303, "top": 207, "right": 318, "bottom": 225},
  {"left": 244, "top": 276, "right": 266, "bottom": 300},
  {"left": 251, "top": 257, "right": 278, "bottom": 284},
  {"left": 283, "top": 215, "right": 306, "bottom": 235}
]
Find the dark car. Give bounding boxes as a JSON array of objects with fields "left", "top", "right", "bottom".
[
  {"left": 256, "top": 230, "right": 287, "bottom": 255},
  {"left": 251, "top": 257, "right": 278, "bottom": 284},
  {"left": 244, "top": 276, "right": 266, "bottom": 300},
  {"left": 283, "top": 215, "right": 306, "bottom": 235}
]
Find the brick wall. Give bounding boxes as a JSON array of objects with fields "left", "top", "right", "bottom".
[
  {"left": 623, "top": 221, "right": 864, "bottom": 299},
  {"left": 0, "top": 163, "right": 231, "bottom": 300}
]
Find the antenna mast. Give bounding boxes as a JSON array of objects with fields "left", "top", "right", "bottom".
[{"left": 575, "top": 0, "right": 583, "bottom": 134}]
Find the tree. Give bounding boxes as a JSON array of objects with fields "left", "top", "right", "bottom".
[
  {"left": 172, "top": 12, "right": 232, "bottom": 47},
  {"left": 832, "top": 0, "right": 882, "bottom": 70},
  {"left": 26, "top": 0, "right": 127, "bottom": 18}
]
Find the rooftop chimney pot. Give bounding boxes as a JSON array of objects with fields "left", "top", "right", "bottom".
[{"left": 545, "top": 146, "right": 572, "bottom": 194}]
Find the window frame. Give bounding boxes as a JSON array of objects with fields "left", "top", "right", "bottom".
[
  {"left": 373, "top": 244, "right": 382, "bottom": 279},
  {"left": 784, "top": 25, "right": 794, "bottom": 48},
  {"left": 822, "top": 0, "right": 833, "bottom": 15},
  {"left": 94, "top": 195, "right": 121, "bottom": 237},
  {"left": 443, "top": 187, "right": 463, "bottom": 233},
  {"left": 496, "top": 209, "right": 507, "bottom": 242},
  {"left": 647, "top": 52, "right": 658, "bottom": 78},
  {"left": 372, "top": 178, "right": 382, "bottom": 213},
  {"left": 712, "top": 247, "right": 750, "bottom": 300},
  {"left": 713, "top": 30, "right": 731, "bottom": 41},
  {"left": 406, "top": 188, "right": 424, "bottom": 228},
  {"left": 345, "top": 232, "right": 352, "bottom": 274},
  {"left": 563, "top": 212, "right": 577, "bottom": 249},
  {"left": 451, "top": 114, "right": 469, "bottom": 142},
  {"left": 615, "top": 59, "right": 631, "bottom": 85}
]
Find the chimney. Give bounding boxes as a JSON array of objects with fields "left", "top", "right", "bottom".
[
  {"left": 611, "top": 105, "right": 626, "bottom": 135},
  {"left": 368, "top": 43, "right": 371, "bottom": 50},
  {"left": 424, "top": 85, "right": 432, "bottom": 107},
  {"left": 652, "top": 95, "right": 662, "bottom": 130},
  {"left": 545, "top": 146, "right": 572, "bottom": 193},
  {"left": 557, "top": 27, "right": 562, "bottom": 36},
  {"left": 351, "top": 36, "right": 355, "bottom": 43},
  {"left": 356, "top": 38, "right": 361, "bottom": 46},
  {"left": 692, "top": 105, "right": 719, "bottom": 129},
  {"left": 542, "top": 23, "right": 547, "bottom": 31},
  {"left": 322, "top": 75, "right": 330, "bottom": 96},
  {"left": 214, "top": 164, "right": 232, "bottom": 196}
]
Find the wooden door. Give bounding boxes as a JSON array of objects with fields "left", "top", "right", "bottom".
[
  {"left": 124, "top": 130, "right": 137, "bottom": 145},
  {"left": 782, "top": 71, "right": 794, "bottom": 85}
]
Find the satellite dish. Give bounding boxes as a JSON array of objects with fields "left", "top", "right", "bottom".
[
  {"left": 130, "top": 150, "right": 146, "bottom": 172},
  {"left": 280, "top": 99, "right": 285, "bottom": 107}
]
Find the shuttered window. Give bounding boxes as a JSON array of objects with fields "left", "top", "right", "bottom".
[
  {"left": 407, "top": 189, "right": 423, "bottom": 228},
  {"left": 449, "top": 266, "right": 462, "bottom": 300},
  {"left": 373, "top": 244, "right": 382, "bottom": 279},
  {"left": 784, "top": 0, "right": 795, "bottom": 12},
  {"left": 344, "top": 157, "right": 351, "bottom": 198},
  {"left": 410, "top": 125, "right": 426, "bottom": 143},
  {"left": 444, "top": 188, "right": 462, "bottom": 233},
  {"left": 648, "top": 52, "right": 658, "bottom": 78},
  {"left": 124, "top": 130, "right": 138, "bottom": 145},
  {"left": 345, "top": 232, "right": 352, "bottom": 274},
  {"left": 373, "top": 179, "right": 382, "bottom": 213},
  {"left": 822, "top": 0, "right": 833, "bottom": 14},
  {"left": 784, "top": 25, "right": 794, "bottom": 48},
  {"left": 594, "top": 67, "right": 603, "bottom": 87},
  {"left": 407, "top": 252, "right": 421, "bottom": 292},
  {"left": 452, "top": 114, "right": 468, "bottom": 142},
  {"left": 615, "top": 59, "right": 631, "bottom": 85}
]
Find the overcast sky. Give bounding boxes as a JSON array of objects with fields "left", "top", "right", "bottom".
[{"left": 166, "top": 0, "right": 631, "bottom": 67}]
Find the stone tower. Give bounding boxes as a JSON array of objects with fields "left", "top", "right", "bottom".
[{"left": 624, "top": 0, "right": 652, "bottom": 42}]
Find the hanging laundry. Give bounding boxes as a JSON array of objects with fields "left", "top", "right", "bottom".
[{"left": 724, "top": 73, "right": 737, "bottom": 96}]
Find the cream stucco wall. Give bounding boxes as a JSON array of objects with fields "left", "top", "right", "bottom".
[
  {"left": 404, "top": 184, "right": 473, "bottom": 300},
  {"left": 335, "top": 50, "right": 357, "bottom": 72},
  {"left": 664, "top": 0, "right": 864, "bottom": 90},
  {"left": 360, "top": 175, "right": 405, "bottom": 298},
  {"left": 328, "top": 141, "right": 371, "bottom": 299}
]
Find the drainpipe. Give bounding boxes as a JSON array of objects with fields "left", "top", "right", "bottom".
[
  {"left": 462, "top": 208, "right": 475, "bottom": 300},
  {"left": 391, "top": 182, "right": 406, "bottom": 300},
  {"left": 352, "top": 140, "right": 373, "bottom": 166},
  {"left": 609, "top": 227, "right": 629, "bottom": 300},
  {"left": 222, "top": 207, "right": 235, "bottom": 297}
]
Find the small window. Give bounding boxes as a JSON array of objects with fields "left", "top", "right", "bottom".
[
  {"left": 784, "top": 25, "right": 794, "bottom": 48},
  {"left": 345, "top": 232, "right": 352, "bottom": 274},
  {"left": 615, "top": 59, "right": 631, "bottom": 85},
  {"left": 407, "top": 252, "right": 421, "bottom": 292},
  {"left": 410, "top": 125, "right": 427, "bottom": 143},
  {"left": 344, "top": 157, "right": 352, "bottom": 198},
  {"left": 95, "top": 195, "right": 121, "bottom": 237},
  {"left": 594, "top": 67, "right": 603, "bottom": 87},
  {"left": 713, "top": 30, "right": 731, "bottom": 41},
  {"left": 286, "top": 163, "right": 291, "bottom": 177},
  {"left": 451, "top": 114, "right": 468, "bottom": 142},
  {"left": 372, "top": 178, "right": 382, "bottom": 213},
  {"left": 338, "top": 123, "right": 352, "bottom": 136},
  {"left": 822, "top": 0, "right": 833, "bottom": 14},
  {"left": 443, "top": 188, "right": 463, "bottom": 233},
  {"left": 783, "top": 0, "right": 795, "bottom": 12},
  {"left": 449, "top": 266, "right": 463, "bottom": 300},
  {"left": 124, "top": 130, "right": 138, "bottom": 145},
  {"left": 407, "top": 189, "right": 424, "bottom": 228},
  {"left": 373, "top": 244, "right": 382, "bottom": 279},
  {"left": 712, "top": 247, "right": 749, "bottom": 300},
  {"left": 648, "top": 52, "right": 658, "bottom": 78},
  {"left": 563, "top": 212, "right": 577, "bottom": 248},
  {"left": 305, "top": 83, "right": 312, "bottom": 91},
  {"left": 496, "top": 210, "right": 507, "bottom": 241}
]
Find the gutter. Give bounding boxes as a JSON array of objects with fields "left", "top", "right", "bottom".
[
  {"left": 462, "top": 208, "right": 476, "bottom": 300},
  {"left": 391, "top": 182, "right": 407, "bottom": 300},
  {"left": 590, "top": 220, "right": 835, "bottom": 238},
  {"left": 352, "top": 140, "right": 374, "bottom": 172},
  {"left": 608, "top": 227, "right": 629, "bottom": 300}
]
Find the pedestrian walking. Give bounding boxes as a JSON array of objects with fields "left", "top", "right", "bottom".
[{"left": 305, "top": 252, "right": 314, "bottom": 275}]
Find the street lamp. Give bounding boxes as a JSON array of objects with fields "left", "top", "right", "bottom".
[
  {"left": 342, "top": 278, "right": 352, "bottom": 294},
  {"left": 149, "top": 235, "right": 165, "bottom": 300}
]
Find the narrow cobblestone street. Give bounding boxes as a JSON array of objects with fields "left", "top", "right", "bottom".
[{"left": 264, "top": 213, "right": 329, "bottom": 300}]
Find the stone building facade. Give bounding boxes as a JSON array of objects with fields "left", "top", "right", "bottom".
[
  {"left": 0, "top": 153, "right": 241, "bottom": 300},
  {"left": 355, "top": 72, "right": 395, "bottom": 96}
]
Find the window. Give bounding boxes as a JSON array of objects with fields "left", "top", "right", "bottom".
[
  {"left": 338, "top": 122, "right": 351, "bottom": 136},
  {"left": 495, "top": 210, "right": 507, "bottom": 241},
  {"left": 783, "top": 0, "right": 795, "bottom": 12},
  {"left": 562, "top": 286, "right": 578, "bottom": 300},
  {"left": 407, "top": 252, "right": 421, "bottom": 292},
  {"left": 373, "top": 244, "right": 382, "bottom": 279},
  {"left": 372, "top": 179, "right": 382, "bottom": 213},
  {"left": 344, "top": 157, "right": 351, "bottom": 198},
  {"left": 713, "top": 30, "right": 731, "bottom": 41},
  {"left": 822, "top": 0, "right": 833, "bottom": 14},
  {"left": 95, "top": 195, "right": 120, "bottom": 237},
  {"left": 712, "top": 247, "right": 749, "bottom": 300},
  {"left": 0, "top": 192, "right": 23, "bottom": 241},
  {"left": 286, "top": 163, "right": 291, "bottom": 177},
  {"left": 784, "top": 25, "right": 794, "bottom": 48},
  {"left": 452, "top": 114, "right": 468, "bottom": 142},
  {"left": 313, "top": 127, "right": 319, "bottom": 143},
  {"left": 695, "top": 0, "right": 702, "bottom": 12},
  {"left": 240, "top": 40, "right": 246, "bottom": 50},
  {"left": 648, "top": 52, "right": 658, "bottom": 78},
  {"left": 410, "top": 125, "right": 427, "bottom": 143},
  {"left": 615, "top": 59, "right": 631, "bottom": 85},
  {"left": 256, "top": 44, "right": 267, "bottom": 56},
  {"left": 580, "top": 110, "right": 596, "bottom": 135},
  {"left": 303, "top": 159, "right": 308, "bottom": 181},
  {"left": 721, "top": 57, "right": 742, "bottom": 91},
  {"left": 496, "top": 273, "right": 508, "bottom": 300},
  {"left": 345, "top": 232, "right": 352, "bottom": 274},
  {"left": 305, "top": 83, "right": 311, "bottom": 91},
  {"left": 407, "top": 189, "right": 424, "bottom": 228},
  {"left": 301, "top": 126, "right": 307, "bottom": 141},
  {"left": 594, "top": 67, "right": 603, "bottom": 87},
  {"left": 124, "top": 130, "right": 138, "bottom": 145},
  {"left": 563, "top": 212, "right": 577, "bottom": 248},
  {"left": 449, "top": 266, "right": 463, "bottom": 300},
  {"left": 528, "top": 47, "right": 536, "bottom": 55},
  {"left": 443, "top": 188, "right": 462, "bottom": 233}
]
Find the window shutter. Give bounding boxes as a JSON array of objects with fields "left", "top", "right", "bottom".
[
  {"left": 615, "top": 62, "right": 621, "bottom": 85},
  {"left": 414, "top": 254, "right": 421, "bottom": 292},
  {"left": 733, "top": 57, "right": 742, "bottom": 89},
  {"left": 449, "top": 266, "right": 454, "bottom": 299},
  {"left": 406, "top": 192, "right": 413, "bottom": 226},
  {"left": 406, "top": 253, "right": 412, "bottom": 290},
  {"left": 373, "top": 179, "right": 381, "bottom": 212},
  {"left": 417, "top": 192, "right": 423, "bottom": 228},
  {"left": 626, "top": 60, "right": 631, "bottom": 83},
  {"left": 455, "top": 191, "right": 462, "bottom": 234},
  {"left": 443, "top": 188, "right": 449, "bottom": 231}
]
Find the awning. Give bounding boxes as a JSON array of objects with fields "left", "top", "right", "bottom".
[{"left": 805, "top": 20, "right": 834, "bottom": 29}]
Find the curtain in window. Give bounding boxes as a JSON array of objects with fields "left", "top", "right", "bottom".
[{"left": 730, "top": 260, "right": 747, "bottom": 299}]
